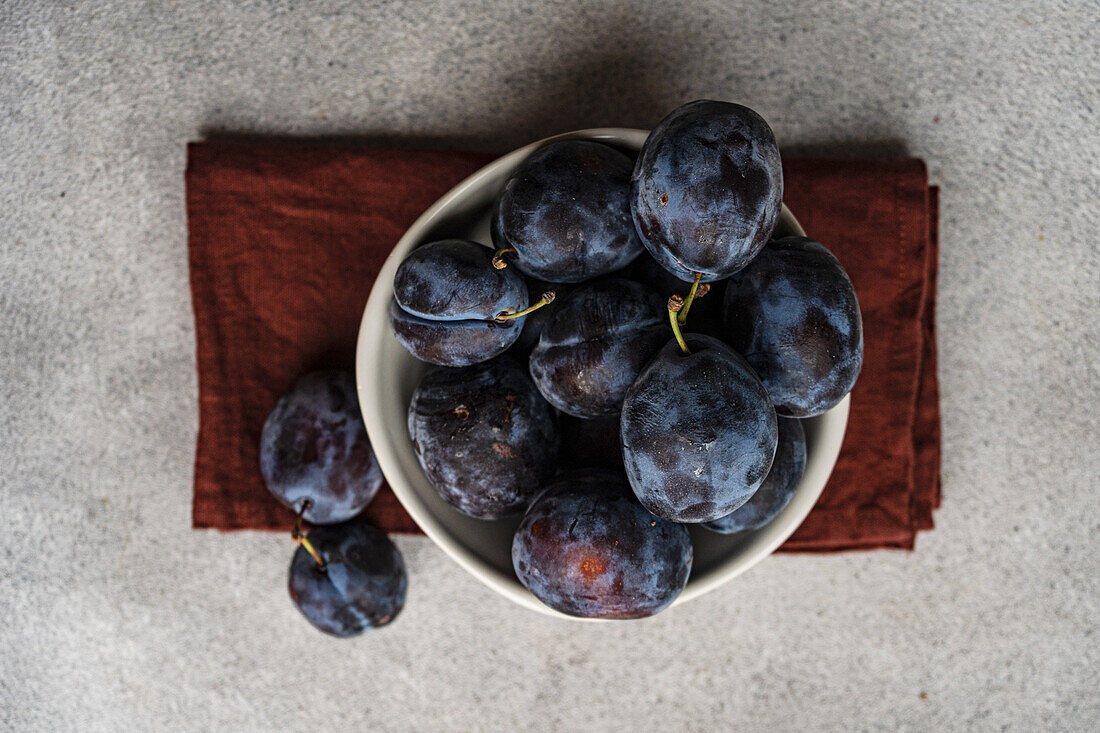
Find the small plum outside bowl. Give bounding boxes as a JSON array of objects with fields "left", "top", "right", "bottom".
[{"left": 356, "top": 128, "right": 850, "bottom": 620}]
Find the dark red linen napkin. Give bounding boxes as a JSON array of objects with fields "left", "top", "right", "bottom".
[
  {"left": 186, "top": 142, "right": 940, "bottom": 550},
  {"left": 779, "top": 163, "right": 940, "bottom": 550}
]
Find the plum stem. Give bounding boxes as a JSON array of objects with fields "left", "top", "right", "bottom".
[
  {"left": 677, "top": 272, "right": 703, "bottom": 325},
  {"left": 667, "top": 296, "right": 691, "bottom": 355},
  {"left": 292, "top": 500, "right": 326, "bottom": 571},
  {"left": 491, "top": 246, "right": 517, "bottom": 270},
  {"left": 494, "top": 291, "right": 555, "bottom": 322}
]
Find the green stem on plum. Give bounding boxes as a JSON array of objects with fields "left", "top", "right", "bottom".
[
  {"left": 494, "top": 291, "right": 556, "bottom": 322},
  {"left": 292, "top": 500, "right": 326, "bottom": 571},
  {"left": 667, "top": 296, "right": 691, "bottom": 355},
  {"left": 491, "top": 246, "right": 517, "bottom": 270},
  {"left": 677, "top": 272, "right": 703, "bottom": 325}
]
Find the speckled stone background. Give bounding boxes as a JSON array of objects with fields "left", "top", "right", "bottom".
[{"left": 1, "top": 2, "right": 1097, "bottom": 730}]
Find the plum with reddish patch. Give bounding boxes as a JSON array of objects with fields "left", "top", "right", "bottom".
[{"left": 512, "top": 472, "right": 692, "bottom": 619}]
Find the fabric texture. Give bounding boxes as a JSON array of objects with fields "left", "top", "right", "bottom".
[{"left": 186, "top": 141, "right": 940, "bottom": 550}]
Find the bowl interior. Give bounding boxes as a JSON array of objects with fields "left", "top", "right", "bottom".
[{"left": 357, "top": 129, "right": 849, "bottom": 618}]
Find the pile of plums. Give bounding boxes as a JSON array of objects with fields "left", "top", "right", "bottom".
[
  {"left": 260, "top": 370, "right": 406, "bottom": 637},
  {"left": 393, "top": 100, "right": 863, "bottom": 619}
]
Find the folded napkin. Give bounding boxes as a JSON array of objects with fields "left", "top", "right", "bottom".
[{"left": 186, "top": 141, "right": 940, "bottom": 550}]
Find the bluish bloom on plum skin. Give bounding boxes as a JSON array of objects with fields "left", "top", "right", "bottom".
[
  {"left": 393, "top": 239, "right": 528, "bottom": 321},
  {"left": 390, "top": 239, "right": 529, "bottom": 366},
  {"left": 722, "top": 236, "right": 863, "bottom": 417},
  {"left": 288, "top": 521, "right": 407, "bottom": 637},
  {"left": 631, "top": 100, "right": 783, "bottom": 282},
  {"left": 512, "top": 472, "right": 693, "bottom": 619},
  {"left": 260, "top": 370, "right": 383, "bottom": 525},
  {"left": 493, "top": 140, "right": 643, "bottom": 283},
  {"left": 704, "top": 416, "right": 806, "bottom": 534},
  {"left": 529, "top": 278, "right": 667, "bottom": 418},
  {"left": 380, "top": 100, "right": 866, "bottom": 621},
  {"left": 390, "top": 298, "right": 524, "bottom": 367},
  {"left": 621, "top": 335, "right": 778, "bottom": 523}
]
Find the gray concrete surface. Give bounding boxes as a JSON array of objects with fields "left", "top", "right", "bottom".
[{"left": 1, "top": 1, "right": 1097, "bottom": 730}]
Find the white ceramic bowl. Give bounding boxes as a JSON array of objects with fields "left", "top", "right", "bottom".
[{"left": 356, "top": 128, "right": 849, "bottom": 619}]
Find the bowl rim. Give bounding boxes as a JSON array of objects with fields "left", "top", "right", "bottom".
[{"left": 356, "top": 127, "right": 850, "bottom": 619}]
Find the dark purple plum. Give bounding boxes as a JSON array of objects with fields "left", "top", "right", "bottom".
[
  {"left": 492, "top": 140, "right": 642, "bottom": 282},
  {"left": 390, "top": 299, "right": 523, "bottom": 367},
  {"left": 512, "top": 472, "right": 692, "bottom": 619},
  {"left": 260, "top": 370, "right": 383, "bottom": 525},
  {"left": 627, "top": 251, "right": 727, "bottom": 337},
  {"left": 390, "top": 239, "right": 541, "bottom": 366},
  {"left": 407, "top": 357, "right": 558, "bottom": 519},
  {"left": 529, "top": 279, "right": 667, "bottom": 418},
  {"left": 631, "top": 100, "right": 782, "bottom": 282},
  {"left": 621, "top": 334, "right": 778, "bottom": 523},
  {"left": 558, "top": 413, "right": 624, "bottom": 473},
  {"left": 393, "top": 239, "right": 527, "bottom": 321},
  {"left": 288, "top": 521, "right": 406, "bottom": 637},
  {"left": 703, "top": 417, "right": 806, "bottom": 534},
  {"left": 722, "top": 236, "right": 863, "bottom": 417}
]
